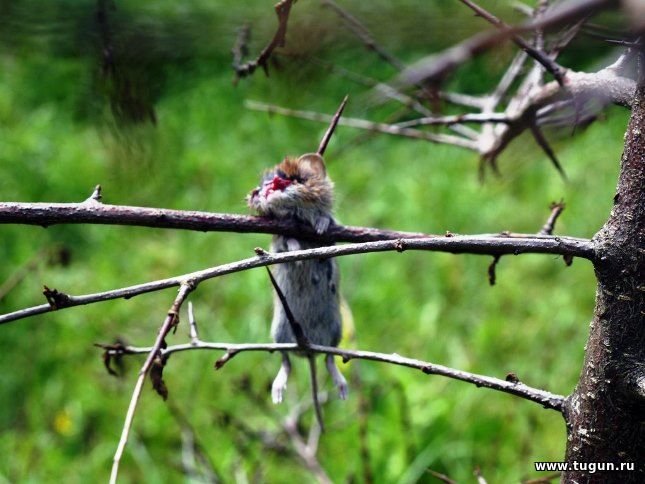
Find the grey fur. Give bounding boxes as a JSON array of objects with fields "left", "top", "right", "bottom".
[
  {"left": 248, "top": 153, "right": 348, "bottom": 403},
  {"left": 270, "top": 235, "right": 342, "bottom": 347}
]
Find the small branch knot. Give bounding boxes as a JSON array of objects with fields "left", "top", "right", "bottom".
[
  {"left": 254, "top": 247, "right": 270, "bottom": 256},
  {"left": 84, "top": 185, "right": 103, "bottom": 203},
  {"left": 42, "top": 285, "right": 72, "bottom": 309},
  {"left": 214, "top": 349, "right": 239, "bottom": 370},
  {"left": 540, "top": 200, "right": 566, "bottom": 235},
  {"left": 505, "top": 372, "right": 521, "bottom": 384}
]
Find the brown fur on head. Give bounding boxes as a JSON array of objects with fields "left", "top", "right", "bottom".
[{"left": 248, "top": 153, "right": 334, "bottom": 234}]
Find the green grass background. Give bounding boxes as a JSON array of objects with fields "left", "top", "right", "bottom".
[{"left": 0, "top": 1, "right": 630, "bottom": 482}]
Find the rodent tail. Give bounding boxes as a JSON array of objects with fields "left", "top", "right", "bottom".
[{"left": 308, "top": 354, "right": 325, "bottom": 432}]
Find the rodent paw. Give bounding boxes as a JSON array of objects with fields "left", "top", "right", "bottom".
[
  {"left": 314, "top": 216, "right": 331, "bottom": 235},
  {"left": 271, "top": 383, "right": 287, "bottom": 404},
  {"left": 271, "top": 369, "right": 289, "bottom": 404}
]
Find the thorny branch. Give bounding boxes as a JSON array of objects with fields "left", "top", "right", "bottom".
[
  {"left": 457, "top": 0, "right": 566, "bottom": 84},
  {"left": 399, "top": 0, "right": 614, "bottom": 86},
  {"left": 248, "top": 59, "right": 635, "bottom": 175},
  {"left": 0, "top": 233, "right": 594, "bottom": 325},
  {"left": 539, "top": 200, "right": 566, "bottom": 236},
  {"left": 0, "top": 198, "right": 448, "bottom": 241},
  {"left": 489, "top": 201, "right": 567, "bottom": 285},
  {"left": 245, "top": 0, "right": 633, "bottom": 176},
  {"left": 4, "top": 3, "right": 630, "bottom": 480},
  {"left": 100, "top": 339, "right": 566, "bottom": 412}
]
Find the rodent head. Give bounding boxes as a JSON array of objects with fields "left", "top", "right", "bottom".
[{"left": 248, "top": 153, "right": 334, "bottom": 232}]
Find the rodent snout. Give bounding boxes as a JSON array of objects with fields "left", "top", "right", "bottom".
[{"left": 262, "top": 175, "right": 292, "bottom": 198}]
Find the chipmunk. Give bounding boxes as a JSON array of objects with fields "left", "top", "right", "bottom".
[{"left": 247, "top": 152, "right": 348, "bottom": 411}]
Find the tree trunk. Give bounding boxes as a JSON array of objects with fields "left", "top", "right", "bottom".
[{"left": 563, "top": 80, "right": 645, "bottom": 480}]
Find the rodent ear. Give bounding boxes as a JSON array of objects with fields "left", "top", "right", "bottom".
[{"left": 297, "top": 153, "right": 326, "bottom": 177}]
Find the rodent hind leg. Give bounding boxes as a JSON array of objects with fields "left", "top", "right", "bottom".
[
  {"left": 325, "top": 354, "right": 348, "bottom": 400},
  {"left": 271, "top": 352, "right": 292, "bottom": 404}
]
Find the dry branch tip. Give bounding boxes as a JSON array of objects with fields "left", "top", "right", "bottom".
[
  {"left": 488, "top": 255, "right": 501, "bottom": 286},
  {"left": 317, "top": 95, "right": 349, "bottom": 156}
]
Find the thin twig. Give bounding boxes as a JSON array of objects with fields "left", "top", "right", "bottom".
[
  {"left": 549, "top": 16, "right": 589, "bottom": 58},
  {"left": 427, "top": 469, "right": 457, "bottom": 484},
  {"left": 540, "top": 200, "right": 566, "bottom": 235},
  {"left": 85, "top": 185, "right": 103, "bottom": 203},
  {"left": 102, "top": 340, "right": 566, "bottom": 411},
  {"left": 487, "top": 255, "right": 501, "bottom": 286},
  {"left": 110, "top": 282, "right": 195, "bottom": 484},
  {"left": 245, "top": 100, "right": 478, "bottom": 149},
  {"left": 490, "top": 51, "right": 528, "bottom": 107},
  {"left": 317, "top": 95, "right": 349, "bottom": 156},
  {"left": 533, "top": 1, "right": 549, "bottom": 53},
  {"left": 0, "top": 234, "right": 595, "bottom": 325},
  {"left": 233, "top": 0, "right": 296, "bottom": 81},
  {"left": 187, "top": 301, "right": 200, "bottom": 344},
  {"left": 266, "top": 267, "right": 308, "bottom": 347},
  {"left": 0, "top": 200, "right": 437, "bottom": 241},
  {"left": 394, "top": 113, "right": 510, "bottom": 128},
  {"left": 231, "top": 23, "right": 250, "bottom": 74},
  {"left": 440, "top": 91, "right": 487, "bottom": 108},
  {"left": 529, "top": 124, "right": 567, "bottom": 179}
]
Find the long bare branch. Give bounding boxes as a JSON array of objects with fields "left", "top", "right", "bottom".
[
  {"left": 102, "top": 340, "right": 566, "bottom": 412},
  {"left": 0, "top": 200, "right": 437, "bottom": 242},
  {"left": 0, "top": 234, "right": 594, "bottom": 325},
  {"left": 110, "top": 282, "right": 195, "bottom": 484},
  {"left": 245, "top": 100, "right": 478, "bottom": 149}
]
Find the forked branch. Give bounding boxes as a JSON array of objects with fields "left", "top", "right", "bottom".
[
  {"left": 110, "top": 282, "right": 195, "bottom": 484},
  {"left": 233, "top": 0, "right": 296, "bottom": 82},
  {"left": 102, "top": 340, "right": 566, "bottom": 411}
]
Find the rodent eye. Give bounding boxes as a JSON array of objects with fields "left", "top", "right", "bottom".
[
  {"left": 289, "top": 175, "right": 304, "bottom": 184},
  {"left": 276, "top": 169, "right": 288, "bottom": 180}
]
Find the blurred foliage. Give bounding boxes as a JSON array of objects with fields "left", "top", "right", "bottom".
[{"left": 0, "top": 0, "right": 631, "bottom": 483}]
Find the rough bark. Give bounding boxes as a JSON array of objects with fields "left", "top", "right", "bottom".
[{"left": 563, "top": 80, "right": 645, "bottom": 480}]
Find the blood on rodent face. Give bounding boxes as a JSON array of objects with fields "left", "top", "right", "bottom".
[
  {"left": 271, "top": 175, "right": 292, "bottom": 191},
  {"left": 261, "top": 175, "right": 293, "bottom": 198}
]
